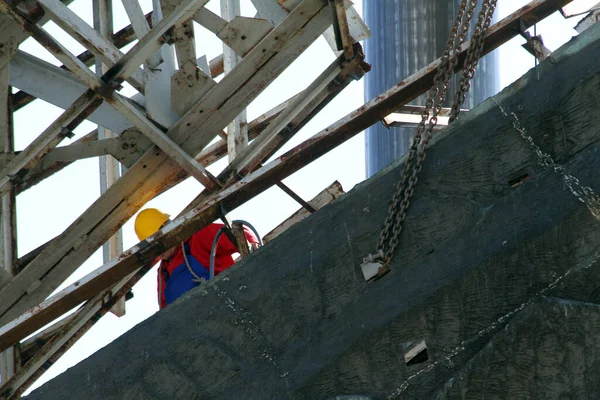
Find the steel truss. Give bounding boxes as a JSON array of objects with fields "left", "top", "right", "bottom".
[{"left": 0, "top": 0, "right": 588, "bottom": 397}]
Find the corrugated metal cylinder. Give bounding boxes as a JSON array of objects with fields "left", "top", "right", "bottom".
[{"left": 363, "top": 0, "right": 500, "bottom": 177}]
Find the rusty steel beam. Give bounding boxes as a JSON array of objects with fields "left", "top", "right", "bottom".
[
  {"left": 183, "top": 44, "right": 369, "bottom": 214},
  {"left": 9, "top": 14, "right": 150, "bottom": 111},
  {"left": 0, "top": 0, "right": 575, "bottom": 354},
  {"left": 36, "top": 0, "right": 146, "bottom": 93},
  {"left": 0, "top": 0, "right": 335, "bottom": 328},
  {"left": 15, "top": 96, "right": 283, "bottom": 195},
  {"left": 221, "top": 48, "right": 359, "bottom": 180},
  {"left": 333, "top": 0, "right": 353, "bottom": 60},
  {"left": 0, "top": 90, "right": 102, "bottom": 195},
  {"left": 188, "top": 48, "right": 380, "bottom": 220},
  {"left": 0, "top": 266, "right": 150, "bottom": 399},
  {"left": 18, "top": 315, "right": 75, "bottom": 365},
  {"left": 0, "top": 49, "right": 366, "bottom": 354},
  {"left": 8, "top": 9, "right": 226, "bottom": 113},
  {"left": 16, "top": 129, "right": 98, "bottom": 194},
  {"left": 0, "top": 0, "right": 214, "bottom": 196}
]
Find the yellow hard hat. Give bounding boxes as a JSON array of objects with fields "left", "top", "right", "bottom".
[{"left": 134, "top": 208, "right": 170, "bottom": 241}]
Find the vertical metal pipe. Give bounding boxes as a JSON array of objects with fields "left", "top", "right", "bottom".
[{"left": 363, "top": 0, "right": 500, "bottom": 177}]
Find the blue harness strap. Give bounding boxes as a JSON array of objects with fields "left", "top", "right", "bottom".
[{"left": 163, "top": 242, "right": 210, "bottom": 305}]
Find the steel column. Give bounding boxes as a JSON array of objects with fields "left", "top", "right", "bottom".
[
  {"left": 221, "top": 0, "right": 248, "bottom": 162},
  {"left": 0, "top": 37, "right": 15, "bottom": 387},
  {"left": 93, "top": 0, "right": 126, "bottom": 317}
]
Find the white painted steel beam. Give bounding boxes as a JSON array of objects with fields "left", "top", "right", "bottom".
[
  {"left": 23, "top": 97, "right": 287, "bottom": 189},
  {"left": 0, "top": 270, "right": 138, "bottom": 398},
  {"left": 119, "top": 0, "right": 162, "bottom": 68},
  {"left": 168, "top": 0, "right": 332, "bottom": 155},
  {"left": 9, "top": 50, "right": 204, "bottom": 132},
  {"left": 252, "top": 0, "right": 370, "bottom": 53},
  {"left": 40, "top": 138, "right": 120, "bottom": 163},
  {"left": 332, "top": 0, "right": 353, "bottom": 59},
  {"left": 16, "top": 23, "right": 219, "bottom": 190},
  {"left": 2, "top": 0, "right": 219, "bottom": 190},
  {"left": 109, "top": 95, "right": 222, "bottom": 190},
  {"left": 0, "top": 0, "right": 334, "bottom": 327},
  {"left": 193, "top": 7, "right": 227, "bottom": 33},
  {"left": 221, "top": 0, "right": 248, "bottom": 162},
  {"left": 381, "top": 106, "right": 469, "bottom": 129},
  {"left": 9, "top": 51, "right": 132, "bottom": 132},
  {"left": 575, "top": 9, "right": 600, "bottom": 32},
  {"left": 103, "top": 0, "right": 211, "bottom": 81},
  {"left": 225, "top": 53, "right": 344, "bottom": 176},
  {"left": 0, "top": 90, "right": 100, "bottom": 198},
  {"left": 142, "top": 0, "right": 179, "bottom": 129},
  {"left": 37, "top": 0, "right": 146, "bottom": 92},
  {"left": 93, "top": 0, "right": 126, "bottom": 318}
]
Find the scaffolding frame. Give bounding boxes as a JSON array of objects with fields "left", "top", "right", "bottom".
[{"left": 0, "top": 0, "right": 588, "bottom": 396}]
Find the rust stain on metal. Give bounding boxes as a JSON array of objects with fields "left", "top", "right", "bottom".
[{"left": 0, "top": 2, "right": 577, "bottom": 396}]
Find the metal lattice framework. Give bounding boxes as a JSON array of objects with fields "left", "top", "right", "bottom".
[{"left": 0, "top": 0, "right": 589, "bottom": 397}]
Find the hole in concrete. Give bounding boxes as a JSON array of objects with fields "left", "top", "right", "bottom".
[
  {"left": 402, "top": 339, "right": 428, "bottom": 366},
  {"left": 508, "top": 173, "right": 530, "bottom": 188}
]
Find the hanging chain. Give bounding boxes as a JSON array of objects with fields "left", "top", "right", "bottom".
[
  {"left": 363, "top": 0, "right": 497, "bottom": 280},
  {"left": 375, "top": 0, "right": 475, "bottom": 258},
  {"left": 450, "top": 0, "right": 498, "bottom": 122},
  {"left": 493, "top": 98, "right": 600, "bottom": 220}
]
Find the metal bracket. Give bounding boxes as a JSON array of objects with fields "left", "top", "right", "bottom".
[
  {"left": 328, "top": 0, "right": 354, "bottom": 60},
  {"left": 360, "top": 250, "right": 390, "bottom": 282},
  {"left": 519, "top": 21, "right": 551, "bottom": 62},
  {"left": 402, "top": 339, "right": 428, "bottom": 366}
]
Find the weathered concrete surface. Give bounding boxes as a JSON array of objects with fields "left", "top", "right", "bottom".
[
  {"left": 433, "top": 297, "right": 600, "bottom": 399},
  {"left": 23, "top": 19, "right": 600, "bottom": 400}
]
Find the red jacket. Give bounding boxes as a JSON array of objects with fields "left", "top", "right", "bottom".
[{"left": 157, "top": 223, "right": 258, "bottom": 308}]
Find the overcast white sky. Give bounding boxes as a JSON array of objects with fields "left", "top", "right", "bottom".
[{"left": 8, "top": 0, "right": 590, "bottom": 393}]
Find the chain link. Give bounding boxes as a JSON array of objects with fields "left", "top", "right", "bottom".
[
  {"left": 374, "top": 0, "right": 497, "bottom": 266},
  {"left": 494, "top": 98, "right": 600, "bottom": 220},
  {"left": 376, "top": 0, "right": 472, "bottom": 257},
  {"left": 450, "top": 0, "right": 498, "bottom": 122}
]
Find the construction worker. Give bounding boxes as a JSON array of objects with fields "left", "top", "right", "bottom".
[{"left": 134, "top": 208, "right": 260, "bottom": 308}]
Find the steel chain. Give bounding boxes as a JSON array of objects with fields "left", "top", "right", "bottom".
[
  {"left": 494, "top": 98, "right": 600, "bottom": 220},
  {"left": 375, "top": 0, "right": 497, "bottom": 266},
  {"left": 376, "top": 0, "right": 472, "bottom": 256},
  {"left": 377, "top": 0, "right": 468, "bottom": 251},
  {"left": 450, "top": 0, "right": 498, "bottom": 122}
]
